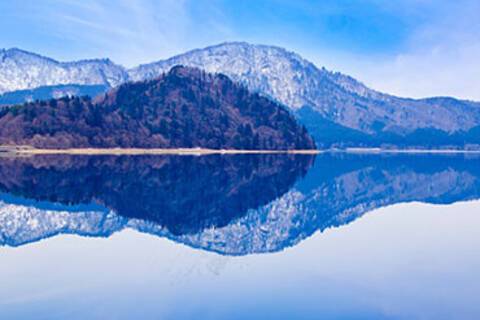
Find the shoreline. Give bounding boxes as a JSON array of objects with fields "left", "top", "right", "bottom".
[
  {"left": 0, "top": 147, "right": 320, "bottom": 156},
  {"left": 1, "top": 146, "right": 480, "bottom": 156},
  {"left": 342, "top": 148, "right": 480, "bottom": 154}
]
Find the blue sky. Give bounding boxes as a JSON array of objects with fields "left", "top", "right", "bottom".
[{"left": 1, "top": 0, "right": 479, "bottom": 100}]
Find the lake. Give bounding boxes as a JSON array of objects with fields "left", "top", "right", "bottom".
[{"left": 0, "top": 153, "right": 479, "bottom": 319}]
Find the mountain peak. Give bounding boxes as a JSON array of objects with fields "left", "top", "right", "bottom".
[
  {"left": 128, "top": 42, "right": 480, "bottom": 139},
  {"left": 166, "top": 64, "right": 201, "bottom": 77},
  {"left": 6, "top": 47, "right": 51, "bottom": 60},
  {"left": 0, "top": 66, "right": 316, "bottom": 150},
  {"left": 2, "top": 43, "right": 480, "bottom": 148},
  {"left": 2, "top": 48, "right": 117, "bottom": 66},
  {"left": 0, "top": 48, "right": 128, "bottom": 94},
  {"left": 202, "top": 41, "right": 291, "bottom": 53}
]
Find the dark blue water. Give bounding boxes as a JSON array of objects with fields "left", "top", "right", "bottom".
[{"left": 0, "top": 153, "right": 479, "bottom": 319}]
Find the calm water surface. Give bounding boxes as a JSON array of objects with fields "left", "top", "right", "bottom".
[{"left": 0, "top": 153, "right": 479, "bottom": 319}]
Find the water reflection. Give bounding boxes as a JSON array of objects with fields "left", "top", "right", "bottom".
[{"left": 0, "top": 153, "right": 479, "bottom": 255}]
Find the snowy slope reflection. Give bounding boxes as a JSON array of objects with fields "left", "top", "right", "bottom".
[{"left": 0, "top": 153, "right": 479, "bottom": 255}]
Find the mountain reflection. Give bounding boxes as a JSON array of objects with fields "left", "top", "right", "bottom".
[
  {"left": 0, "top": 153, "right": 479, "bottom": 255},
  {"left": 0, "top": 154, "right": 313, "bottom": 235}
]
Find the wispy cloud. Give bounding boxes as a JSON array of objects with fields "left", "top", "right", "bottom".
[
  {"left": 305, "top": 0, "right": 480, "bottom": 100},
  {"left": 0, "top": 0, "right": 478, "bottom": 100},
  {"left": 5, "top": 0, "right": 231, "bottom": 67},
  {"left": 35, "top": 0, "right": 192, "bottom": 65}
]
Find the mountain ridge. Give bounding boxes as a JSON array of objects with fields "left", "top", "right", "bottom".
[
  {"left": 0, "top": 47, "right": 127, "bottom": 94},
  {"left": 1, "top": 42, "right": 479, "bottom": 148},
  {"left": 0, "top": 65, "right": 316, "bottom": 150},
  {"left": 128, "top": 42, "right": 480, "bottom": 135}
]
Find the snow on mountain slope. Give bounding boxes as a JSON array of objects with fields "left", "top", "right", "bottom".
[
  {"left": 0, "top": 48, "right": 127, "bottom": 94},
  {"left": 2, "top": 43, "right": 480, "bottom": 141},
  {"left": 129, "top": 42, "right": 480, "bottom": 135}
]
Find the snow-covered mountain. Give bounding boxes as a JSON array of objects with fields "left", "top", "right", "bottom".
[
  {"left": 0, "top": 48, "right": 127, "bottom": 94},
  {"left": 128, "top": 42, "right": 480, "bottom": 139},
  {"left": 2, "top": 43, "right": 480, "bottom": 147}
]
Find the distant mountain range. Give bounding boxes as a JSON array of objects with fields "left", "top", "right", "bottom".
[
  {"left": 0, "top": 84, "right": 107, "bottom": 105},
  {"left": 0, "top": 66, "right": 314, "bottom": 149},
  {"left": 0, "top": 48, "right": 126, "bottom": 96},
  {"left": 1, "top": 42, "right": 480, "bottom": 148}
]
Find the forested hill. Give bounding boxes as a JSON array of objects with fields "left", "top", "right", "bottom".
[{"left": 0, "top": 66, "right": 315, "bottom": 150}]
